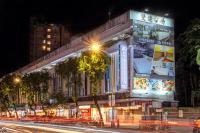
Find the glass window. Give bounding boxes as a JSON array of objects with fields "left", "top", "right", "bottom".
[
  {"left": 47, "top": 41, "right": 51, "bottom": 45},
  {"left": 47, "top": 35, "right": 51, "bottom": 39},
  {"left": 47, "top": 28, "right": 52, "bottom": 32}
]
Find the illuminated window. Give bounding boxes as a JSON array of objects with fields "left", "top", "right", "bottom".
[
  {"left": 47, "top": 35, "right": 51, "bottom": 38},
  {"left": 42, "top": 45, "right": 46, "bottom": 50},
  {"left": 47, "top": 41, "right": 51, "bottom": 45},
  {"left": 47, "top": 28, "right": 52, "bottom": 32},
  {"left": 47, "top": 47, "right": 51, "bottom": 51},
  {"left": 43, "top": 40, "right": 46, "bottom": 44}
]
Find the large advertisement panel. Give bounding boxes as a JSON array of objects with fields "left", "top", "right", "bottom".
[
  {"left": 131, "top": 11, "right": 175, "bottom": 100},
  {"left": 133, "top": 42, "right": 154, "bottom": 75},
  {"left": 151, "top": 45, "right": 175, "bottom": 77},
  {"left": 132, "top": 20, "right": 174, "bottom": 46},
  {"left": 133, "top": 77, "right": 175, "bottom": 100}
]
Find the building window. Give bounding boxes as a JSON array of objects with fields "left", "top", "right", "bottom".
[
  {"left": 43, "top": 39, "right": 46, "bottom": 44},
  {"left": 47, "top": 28, "right": 52, "bottom": 32},
  {"left": 47, "top": 47, "right": 51, "bottom": 51},
  {"left": 42, "top": 45, "right": 46, "bottom": 50},
  {"left": 47, "top": 41, "right": 51, "bottom": 45},
  {"left": 47, "top": 35, "right": 51, "bottom": 38}
]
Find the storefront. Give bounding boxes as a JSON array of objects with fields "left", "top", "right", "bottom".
[{"left": 79, "top": 105, "right": 91, "bottom": 119}]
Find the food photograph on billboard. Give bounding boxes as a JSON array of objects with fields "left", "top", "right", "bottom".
[
  {"left": 133, "top": 77, "right": 175, "bottom": 100},
  {"left": 151, "top": 44, "right": 175, "bottom": 77}
]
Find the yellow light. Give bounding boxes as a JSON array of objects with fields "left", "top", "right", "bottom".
[
  {"left": 42, "top": 45, "right": 46, "bottom": 50},
  {"left": 47, "top": 35, "right": 51, "bottom": 38},
  {"left": 47, "top": 47, "right": 51, "bottom": 51},
  {"left": 47, "top": 28, "right": 51, "bottom": 32},
  {"left": 14, "top": 77, "right": 21, "bottom": 84},
  {"left": 90, "top": 42, "right": 101, "bottom": 53},
  {"left": 47, "top": 41, "right": 51, "bottom": 45}
]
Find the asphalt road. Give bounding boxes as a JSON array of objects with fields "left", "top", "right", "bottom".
[
  {"left": 0, "top": 125, "right": 57, "bottom": 133},
  {"left": 0, "top": 120, "right": 194, "bottom": 133}
]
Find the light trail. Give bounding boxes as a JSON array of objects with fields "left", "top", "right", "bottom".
[{"left": 0, "top": 121, "right": 123, "bottom": 133}]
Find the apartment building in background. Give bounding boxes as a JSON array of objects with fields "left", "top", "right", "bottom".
[{"left": 29, "top": 17, "right": 70, "bottom": 62}]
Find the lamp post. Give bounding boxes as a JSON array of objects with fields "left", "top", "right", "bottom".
[
  {"left": 13, "top": 76, "right": 21, "bottom": 104},
  {"left": 90, "top": 42, "right": 115, "bottom": 127}
]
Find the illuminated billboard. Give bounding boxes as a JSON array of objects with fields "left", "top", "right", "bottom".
[
  {"left": 132, "top": 20, "right": 174, "bottom": 46},
  {"left": 151, "top": 45, "right": 175, "bottom": 77},
  {"left": 131, "top": 10, "right": 175, "bottom": 100},
  {"left": 133, "top": 77, "right": 175, "bottom": 100},
  {"left": 133, "top": 42, "right": 154, "bottom": 74}
]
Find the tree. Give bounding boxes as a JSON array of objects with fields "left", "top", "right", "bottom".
[
  {"left": 55, "top": 57, "right": 82, "bottom": 118},
  {"left": 0, "top": 85, "right": 11, "bottom": 117},
  {"left": 177, "top": 18, "right": 200, "bottom": 106},
  {"left": 78, "top": 51, "right": 110, "bottom": 124},
  {"left": 196, "top": 49, "right": 200, "bottom": 67},
  {"left": 22, "top": 70, "right": 50, "bottom": 116},
  {"left": 0, "top": 74, "right": 21, "bottom": 118}
]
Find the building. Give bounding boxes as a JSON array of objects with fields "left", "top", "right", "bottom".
[
  {"left": 16, "top": 10, "right": 176, "bottom": 123},
  {"left": 29, "top": 17, "right": 70, "bottom": 62}
]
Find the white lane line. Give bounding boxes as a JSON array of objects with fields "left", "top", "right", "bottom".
[
  {"left": 0, "top": 123, "right": 81, "bottom": 133},
  {"left": 25, "top": 123, "right": 122, "bottom": 133},
  {"left": 2, "top": 127, "right": 22, "bottom": 133},
  {"left": 0, "top": 121, "right": 123, "bottom": 133}
]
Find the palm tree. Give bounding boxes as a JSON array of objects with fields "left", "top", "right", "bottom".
[
  {"left": 22, "top": 70, "right": 50, "bottom": 116},
  {"left": 0, "top": 74, "right": 21, "bottom": 118},
  {"left": 55, "top": 57, "right": 82, "bottom": 118},
  {"left": 78, "top": 51, "right": 110, "bottom": 125},
  {"left": 0, "top": 86, "right": 11, "bottom": 117}
]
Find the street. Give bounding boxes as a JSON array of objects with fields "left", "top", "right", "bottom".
[{"left": 0, "top": 120, "right": 194, "bottom": 133}]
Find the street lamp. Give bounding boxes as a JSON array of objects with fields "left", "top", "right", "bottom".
[
  {"left": 90, "top": 42, "right": 115, "bottom": 127},
  {"left": 13, "top": 76, "right": 21, "bottom": 105},
  {"left": 90, "top": 42, "right": 101, "bottom": 53},
  {"left": 14, "top": 77, "right": 21, "bottom": 84}
]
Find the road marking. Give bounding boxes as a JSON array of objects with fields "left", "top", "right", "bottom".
[
  {"left": 0, "top": 122, "right": 81, "bottom": 133},
  {"left": 2, "top": 127, "right": 22, "bottom": 133}
]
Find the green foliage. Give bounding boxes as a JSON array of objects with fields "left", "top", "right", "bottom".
[
  {"left": 78, "top": 51, "right": 110, "bottom": 96},
  {"left": 0, "top": 74, "right": 21, "bottom": 107},
  {"left": 50, "top": 92, "right": 67, "bottom": 106},
  {"left": 22, "top": 70, "right": 51, "bottom": 110},
  {"left": 178, "top": 18, "right": 200, "bottom": 66},
  {"left": 177, "top": 18, "right": 200, "bottom": 106},
  {"left": 197, "top": 49, "right": 200, "bottom": 67},
  {"left": 55, "top": 57, "right": 82, "bottom": 102}
]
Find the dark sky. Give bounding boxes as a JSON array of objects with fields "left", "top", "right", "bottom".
[{"left": 0, "top": 0, "right": 199, "bottom": 76}]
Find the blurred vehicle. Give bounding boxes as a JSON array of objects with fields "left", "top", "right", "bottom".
[{"left": 193, "top": 117, "right": 200, "bottom": 133}]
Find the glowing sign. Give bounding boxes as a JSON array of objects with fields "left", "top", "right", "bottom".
[{"left": 130, "top": 10, "right": 174, "bottom": 27}]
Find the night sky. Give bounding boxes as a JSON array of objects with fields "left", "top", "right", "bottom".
[{"left": 0, "top": 0, "right": 199, "bottom": 77}]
